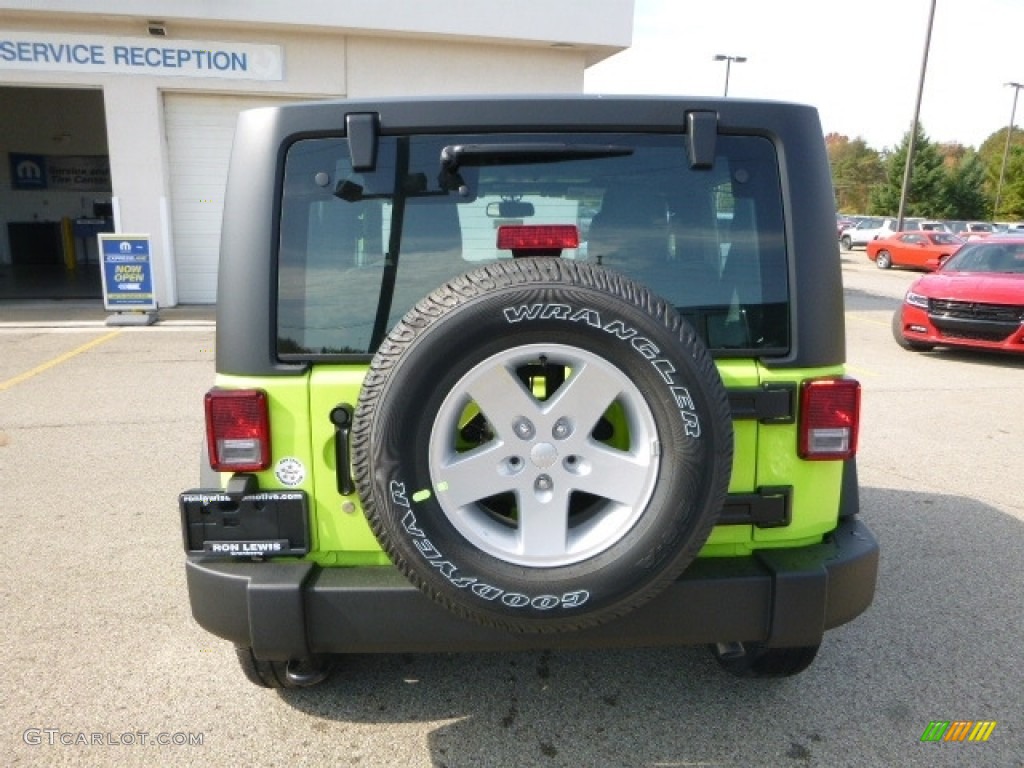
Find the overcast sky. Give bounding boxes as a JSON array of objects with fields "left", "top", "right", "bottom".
[{"left": 584, "top": 0, "right": 1024, "bottom": 151}]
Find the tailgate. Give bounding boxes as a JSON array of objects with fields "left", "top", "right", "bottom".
[{"left": 259, "top": 359, "right": 845, "bottom": 563}]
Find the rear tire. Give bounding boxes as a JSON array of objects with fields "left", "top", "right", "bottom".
[{"left": 710, "top": 642, "right": 820, "bottom": 678}]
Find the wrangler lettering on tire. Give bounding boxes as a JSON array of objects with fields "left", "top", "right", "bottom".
[{"left": 352, "top": 258, "right": 733, "bottom": 632}]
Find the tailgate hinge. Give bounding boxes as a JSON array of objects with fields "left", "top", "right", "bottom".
[
  {"left": 720, "top": 486, "right": 792, "bottom": 528},
  {"left": 727, "top": 384, "right": 796, "bottom": 423}
]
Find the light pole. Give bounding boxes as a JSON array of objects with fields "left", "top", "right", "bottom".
[
  {"left": 713, "top": 54, "right": 746, "bottom": 97},
  {"left": 993, "top": 81, "right": 1023, "bottom": 220},
  {"left": 896, "top": 0, "right": 936, "bottom": 232}
]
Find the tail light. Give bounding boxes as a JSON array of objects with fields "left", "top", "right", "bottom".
[
  {"left": 798, "top": 377, "right": 860, "bottom": 460},
  {"left": 205, "top": 389, "right": 271, "bottom": 472}
]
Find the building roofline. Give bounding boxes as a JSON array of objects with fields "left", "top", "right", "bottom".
[{"left": 0, "top": 0, "right": 634, "bottom": 66}]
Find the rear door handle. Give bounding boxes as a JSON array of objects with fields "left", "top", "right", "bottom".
[{"left": 329, "top": 404, "right": 354, "bottom": 496}]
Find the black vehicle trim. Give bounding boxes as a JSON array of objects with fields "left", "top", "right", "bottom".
[
  {"left": 185, "top": 517, "right": 878, "bottom": 657},
  {"left": 719, "top": 486, "right": 791, "bottom": 528},
  {"left": 686, "top": 110, "right": 717, "bottom": 169},
  {"left": 345, "top": 112, "right": 379, "bottom": 172},
  {"left": 369, "top": 136, "right": 412, "bottom": 351},
  {"left": 928, "top": 314, "right": 1021, "bottom": 340},
  {"left": 727, "top": 384, "right": 795, "bottom": 423}
]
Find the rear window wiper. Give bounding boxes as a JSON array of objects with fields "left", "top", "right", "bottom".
[{"left": 439, "top": 142, "right": 633, "bottom": 191}]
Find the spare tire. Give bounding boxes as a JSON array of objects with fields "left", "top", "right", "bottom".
[{"left": 352, "top": 258, "right": 732, "bottom": 632}]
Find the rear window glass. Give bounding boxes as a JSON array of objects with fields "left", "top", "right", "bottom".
[{"left": 277, "top": 132, "right": 788, "bottom": 358}]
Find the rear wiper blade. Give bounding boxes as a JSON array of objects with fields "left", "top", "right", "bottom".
[
  {"left": 441, "top": 143, "right": 633, "bottom": 172},
  {"left": 439, "top": 142, "right": 633, "bottom": 192}
]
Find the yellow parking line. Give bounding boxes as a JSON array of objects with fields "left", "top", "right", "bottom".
[
  {"left": 0, "top": 330, "right": 122, "bottom": 392},
  {"left": 845, "top": 363, "right": 880, "bottom": 378}
]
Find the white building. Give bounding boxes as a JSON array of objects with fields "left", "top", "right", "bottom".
[{"left": 0, "top": 1, "right": 633, "bottom": 304}]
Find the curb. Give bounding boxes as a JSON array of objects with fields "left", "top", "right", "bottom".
[{"left": 0, "top": 320, "right": 215, "bottom": 329}]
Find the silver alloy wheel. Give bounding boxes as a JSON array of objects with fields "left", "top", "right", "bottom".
[{"left": 428, "top": 343, "right": 660, "bottom": 568}]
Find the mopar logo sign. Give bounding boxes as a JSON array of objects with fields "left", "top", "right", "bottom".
[
  {"left": 8, "top": 152, "right": 111, "bottom": 192},
  {"left": 9, "top": 153, "right": 46, "bottom": 190}
]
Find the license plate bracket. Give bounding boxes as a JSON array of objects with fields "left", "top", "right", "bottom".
[{"left": 179, "top": 489, "right": 309, "bottom": 557}]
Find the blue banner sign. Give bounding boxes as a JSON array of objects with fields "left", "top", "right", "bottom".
[
  {"left": 99, "top": 234, "right": 157, "bottom": 311},
  {"left": 9, "top": 152, "right": 111, "bottom": 192}
]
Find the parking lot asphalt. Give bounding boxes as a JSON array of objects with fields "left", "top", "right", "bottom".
[{"left": 1, "top": 257, "right": 1022, "bottom": 767}]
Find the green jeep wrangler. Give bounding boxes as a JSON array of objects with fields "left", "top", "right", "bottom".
[{"left": 180, "top": 96, "right": 878, "bottom": 687}]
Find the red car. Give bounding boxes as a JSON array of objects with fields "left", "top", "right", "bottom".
[
  {"left": 892, "top": 238, "right": 1024, "bottom": 354},
  {"left": 866, "top": 231, "right": 964, "bottom": 271}
]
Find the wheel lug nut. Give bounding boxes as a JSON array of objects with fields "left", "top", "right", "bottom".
[
  {"left": 514, "top": 418, "right": 535, "bottom": 440},
  {"left": 535, "top": 474, "right": 552, "bottom": 491},
  {"left": 552, "top": 418, "right": 572, "bottom": 439}
]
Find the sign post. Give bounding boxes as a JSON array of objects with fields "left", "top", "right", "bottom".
[{"left": 98, "top": 233, "right": 158, "bottom": 325}]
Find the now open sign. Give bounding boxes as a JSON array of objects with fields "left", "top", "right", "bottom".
[{"left": 98, "top": 234, "right": 156, "bottom": 311}]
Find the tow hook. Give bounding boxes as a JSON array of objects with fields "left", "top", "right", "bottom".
[
  {"left": 714, "top": 641, "right": 746, "bottom": 660},
  {"left": 285, "top": 656, "right": 334, "bottom": 687}
]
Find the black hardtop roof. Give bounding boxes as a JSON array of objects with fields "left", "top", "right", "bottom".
[{"left": 246, "top": 93, "right": 820, "bottom": 137}]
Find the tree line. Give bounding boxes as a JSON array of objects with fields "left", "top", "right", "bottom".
[{"left": 828, "top": 124, "right": 1024, "bottom": 221}]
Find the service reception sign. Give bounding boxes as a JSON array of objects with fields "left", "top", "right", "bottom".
[
  {"left": 99, "top": 234, "right": 156, "bottom": 311},
  {"left": 0, "top": 32, "right": 282, "bottom": 81}
]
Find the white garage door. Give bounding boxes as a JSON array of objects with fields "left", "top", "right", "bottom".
[{"left": 165, "top": 93, "right": 298, "bottom": 303}]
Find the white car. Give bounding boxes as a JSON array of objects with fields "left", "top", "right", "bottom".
[
  {"left": 905, "top": 219, "right": 952, "bottom": 234},
  {"left": 840, "top": 217, "right": 898, "bottom": 249}
]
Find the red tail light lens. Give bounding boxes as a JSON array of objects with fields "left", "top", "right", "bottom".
[
  {"left": 497, "top": 224, "right": 580, "bottom": 252},
  {"left": 798, "top": 377, "right": 860, "bottom": 460},
  {"left": 204, "top": 389, "right": 271, "bottom": 472}
]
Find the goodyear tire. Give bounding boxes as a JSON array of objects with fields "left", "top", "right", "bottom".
[{"left": 352, "top": 258, "right": 733, "bottom": 633}]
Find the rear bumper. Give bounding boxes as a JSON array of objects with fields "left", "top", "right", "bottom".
[{"left": 186, "top": 517, "right": 878, "bottom": 660}]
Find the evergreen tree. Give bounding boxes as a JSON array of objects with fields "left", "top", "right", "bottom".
[
  {"left": 937, "top": 151, "right": 988, "bottom": 220},
  {"left": 868, "top": 124, "right": 945, "bottom": 216}
]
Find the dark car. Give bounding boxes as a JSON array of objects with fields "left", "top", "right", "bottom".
[
  {"left": 180, "top": 95, "right": 878, "bottom": 687},
  {"left": 893, "top": 238, "right": 1024, "bottom": 354}
]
